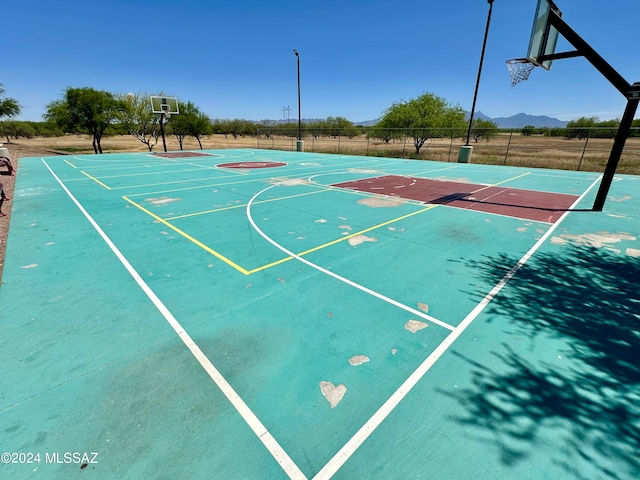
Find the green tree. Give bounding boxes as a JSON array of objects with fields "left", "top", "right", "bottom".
[
  {"left": 470, "top": 118, "right": 498, "bottom": 143},
  {"left": 45, "top": 87, "right": 121, "bottom": 154},
  {"left": 325, "top": 116, "right": 358, "bottom": 138},
  {"left": 0, "top": 84, "right": 22, "bottom": 143},
  {"left": 521, "top": 125, "right": 536, "bottom": 136},
  {"left": 565, "top": 117, "right": 598, "bottom": 139},
  {"left": 115, "top": 92, "right": 162, "bottom": 151},
  {"left": 379, "top": 92, "right": 466, "bottom": 154},
  {"left": 168, "top": 101, "right": 211, "bottom": 149}
]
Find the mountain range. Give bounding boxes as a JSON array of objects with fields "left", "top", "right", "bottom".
[{"left": 354, "top": 112, "right": 568, "bottom": 128}]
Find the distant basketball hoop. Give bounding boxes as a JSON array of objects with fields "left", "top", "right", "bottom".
[{"left": 506, "top": 58, "right": 537, "bottom": 86}]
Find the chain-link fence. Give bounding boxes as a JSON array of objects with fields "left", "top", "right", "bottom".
[{"left": 238, "top": 127, "right": 640, "bottom": 175}]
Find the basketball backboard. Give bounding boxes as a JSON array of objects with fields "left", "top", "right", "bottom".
[
  {"left": 150, "top": 96, "right": 180, "bottom": 114},
  {"left": 527, "top": 0, "right": 562, "bottom": 70}
]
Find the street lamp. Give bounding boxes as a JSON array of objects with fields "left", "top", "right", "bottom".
[
  {"left": 464, "top": 0, "right": 495, "bottom": 149},
  {"left": 293, "top": 49, "right": 303, "bottom": 150}
]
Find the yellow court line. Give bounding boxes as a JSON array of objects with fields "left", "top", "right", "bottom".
[
  {"left": 122, "top": 196, "right": 251, "bottom": 275},
  {"left": 64, "top": 159, "right": 78, "bottom": 169},
  {"left": 246, "top": 204, "right": 439, "bottom": 274},
  {"left": 110, "top": 157, "right": 391, "bottom": 194},
  {"left": 472, "top": 171, "right": 531, "bottom": 193},
  {"left": 166, "top": 189, "right": 330, "bottom": 221},
  {"left": 81, "top": 171, "right": 112, "bottom": 190},
  {"left": 83, "top": 165, "right": 220, "bottom": 180}
]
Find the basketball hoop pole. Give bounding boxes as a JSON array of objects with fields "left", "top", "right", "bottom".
[
  {"left": 465, "top": 0, "right": 494, "bottom": 147},
  {"left": 159, "top": 112, "right": 168, "bottom": 153},
  {"left": 538, "top": 8, "right": 638, "bottom": 211}
]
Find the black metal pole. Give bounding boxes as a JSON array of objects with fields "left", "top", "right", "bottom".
[
  {"left": 159, "top": 113, "right": 167, "bottom": 152},
  {"left": 592, "top": 94, "right": 639, "bottom": 211},
  {"left": 293, "top": 49, "right": 301, "bottom": 141},
  {"left": 465, "top": 0, "right": 494, "bottom": 146}
]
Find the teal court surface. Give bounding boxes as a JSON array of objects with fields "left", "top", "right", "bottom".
[{"left": 1, "top": 149, "right": 639, "bottom": 479}]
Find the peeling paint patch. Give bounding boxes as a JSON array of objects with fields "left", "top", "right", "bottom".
[
  {"left": 160, "top": 231, "right": 169, "bottom": 235},
  {"left": 626, "top": 248, "right": 640, "bottom": 257},
  {"left": 610, "top": 195, "right": 632, "bottom": 202},
  {"left": 277, "top": 278, "right": 285, "bottom": 283},
  {"left": 315, "top": 219, "right": 327, "bottom": 224},
  {"left": 417, "top": 302, "right": 429, "bottom": 313},
  {"left": 45, "top": 242, "right": 55, "bottom": 246},
  {"left": 517, "top": 227, "right": 527, "bottom": 233},
  {"left": 348, "top": 168, "right": 380, "bottom": 174},
  {"left": 391, "top": 349, "right": 398, "bottom": 355},
  {"left": 405, "top": 320, "right": 428, "bottom": 333},
  {"left": 320, "top": 381, "right": 347, "bottom": 408},
  {"left": 348, "top": 355, "right": 370, "bottom": 366},
  {"left": 328, "top": 312, "right": 333, "bottom": 317},
  {"left": 432, "top": 176, "right": 472, "bottom": 183},
  {"left": 348, "top": 235, "right": 377, "bottom": 247},
  {"left": 208, "top": 264, "right": 214, "bottom": 268},
  {"left": 339, "top": 225, "right": 352, "bottom": 231},
  {"left": 146, "top": 196, "right": 181, "bottom": 206},
  {"left": 20, "top": 264, "right": 38, "bottom": 269},
  {"left": 269, "top": 177, "right": 309, "bottom": 186},
  {"left": 357, "top": 196, "right": 405, "bottom": 208},
  {"left": 551, "top": 232, "right": 635, "bottom": 250},
  {"left": 388, "top": 227, "right": 396, "bottom": 232}
]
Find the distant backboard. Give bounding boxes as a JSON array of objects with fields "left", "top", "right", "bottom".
[
  {"left": 527, "top": 0, "right": 562, "bottom": 70},
  {"left": 150, "top": 96, "right": 180, "bottom": 114}
]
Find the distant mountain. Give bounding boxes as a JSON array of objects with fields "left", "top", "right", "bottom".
[
  {"left": 484, "top": 112, "right": 568, "bottom": 129},
  {"left": 354, "top": 119, "right": 380, "bottom": 127},
  {"left": 354, "top": 112, "right": 567, "bottom": 129},
  {"left": 221, "top": 113, "right": 568, "bottom": 129}
]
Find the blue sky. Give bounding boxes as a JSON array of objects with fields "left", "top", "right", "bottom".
[{"left": 5, "top": 0, "right": 640, "bottom": 123}]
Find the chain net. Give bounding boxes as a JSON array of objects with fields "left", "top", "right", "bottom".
[{"left": 506, "top": 59, "right": 536, "bottom": 86}]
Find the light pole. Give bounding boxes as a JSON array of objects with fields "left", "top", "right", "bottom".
[
  {"left": 293, "top": 49, "right": 303, "bottom": 151},
  {"left": 462, "top": 0, "right": 495, "bottom": 158}
]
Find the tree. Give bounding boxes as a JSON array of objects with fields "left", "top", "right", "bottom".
[
  {"left": 0, "top": 84, "right": 22, "bottom": 143},
  {"left": 45, "top": 87, "right": 121, "bottom": 154},
  {"left": 469, "top": 118, "right": 498, "bottom": 143},
  {"left": 168, "top": 101, "right": 211, "bottom": 149},
  {"left": 325, "top": 116, "right": 358, "bottom": 138},
  {"left": 378, "top": 92, "right": 466, "bottom": 154},
  {"left": 115, "top": 92, "right": 163, "bottom": 152},
  {"left": 521, "top": 125, "right": 536, "bottom": 136}
]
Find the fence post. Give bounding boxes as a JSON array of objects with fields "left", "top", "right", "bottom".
[
  {"left": 256, "top": 128, "right": 260, "bottom": 149},
  {"left": 402, "top": 129, "right": 407, "bottom": 158},
  {"left": 503, "top": 129, "right": 514, "bottom": 165},
  {"left": 577, "top": 128, "right": 591, "bottom": 171},
  {"left": 337, "top": 129, "right": 341, "bottom": 153},
  {"left": 448, "top": 130, "right": 454, "bottom": 162}
]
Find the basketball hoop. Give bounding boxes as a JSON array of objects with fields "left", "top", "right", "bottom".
[{"left": 506, "top": 58, "right": 537, "bottom": 86}]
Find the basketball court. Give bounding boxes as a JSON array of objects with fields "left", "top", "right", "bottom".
[
  {"left": 1, "top": 147, "right": 639, "bottom": 479},
  {"left": 2, "top": 1, "right": 640, "bottom": 478}
]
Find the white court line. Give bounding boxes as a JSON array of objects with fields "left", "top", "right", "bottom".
[
  {"left": 311, "top": 175, "right": 602, "bottom": 479},
  {"left": 41, "top": 159, "right": 307, "bottom": 480},
  {"left": 246, "top": 183, "right": 455, "bottom": 331}
]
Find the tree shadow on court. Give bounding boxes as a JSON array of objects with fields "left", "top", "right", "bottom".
[{"left": 443, "top": 244, "right": 640, "bottom": 479}]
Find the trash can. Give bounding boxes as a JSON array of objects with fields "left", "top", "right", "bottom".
[
  {"left": 296, "top": 140, "right": 304, "bottom": 152},
  {"left": 458, "top": 146, "right": 473, "bottom": 163}
]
